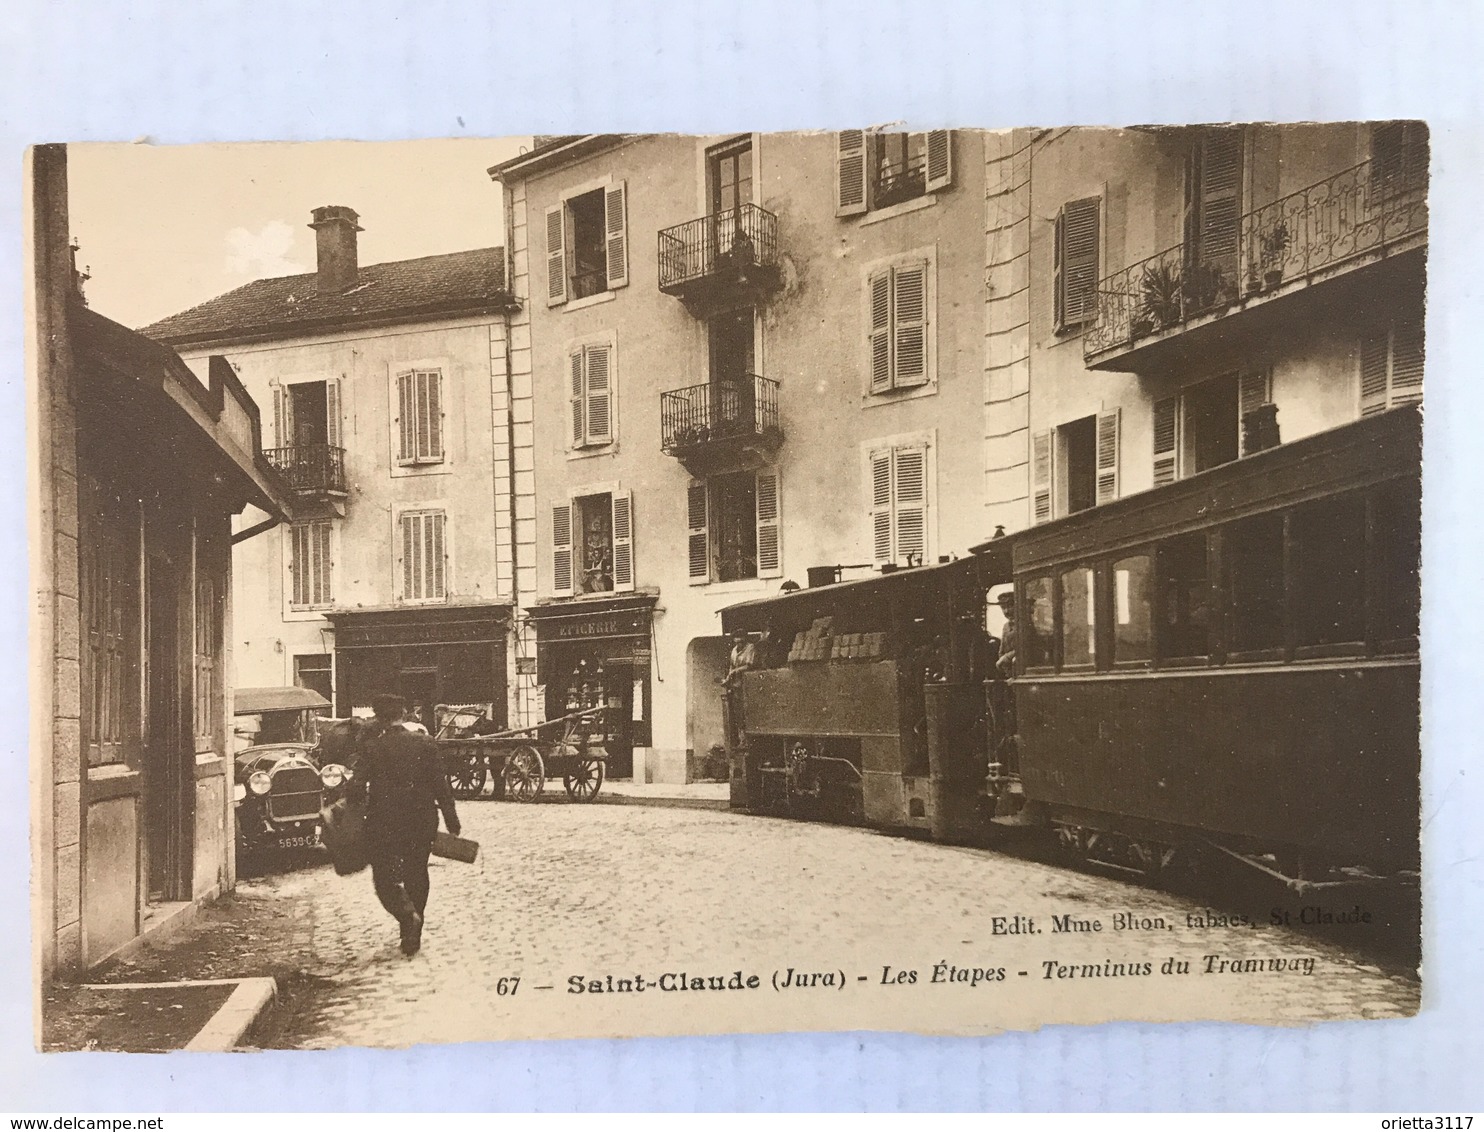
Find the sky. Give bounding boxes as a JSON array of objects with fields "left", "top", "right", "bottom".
[{"left": 67, "top": 137, "right": 530, "bottom": 329}]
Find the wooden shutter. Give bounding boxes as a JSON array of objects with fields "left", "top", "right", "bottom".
[
  {"left": 754, "top": 469, "right": 781, "bottom": 577},
  {"left": 422, "top": 370, "right": 443, "bottom": 460},
  {"left": 569, "top": 350, "right": 587, "bottom": 447},
  {"left": 272, "top": 384, "right": 285, "bottom": 449},
  {"left": 551, "top": 502, "right": 574, "bottom": 597},
  {"left": 1095, "top": 409, "right": 1120, "bottom": 505},
  {"left": 400, "top": 513, "right": 418, "bottom": 600},
  {"left": 545, "top": 204, "right": 567, "bottom": 306},
  {"left": 1053, "top": 210, "right": 1065, "bottom": 332},
  {"left": 893, "top": 448, "right": 928, "bottom": 565},
  {"left": 611, "top": 490, "right": 634, "bottom": 592},
  {"left": 1153, "top": 396, "right": 1180, "bottom": 486},
  {"left": 427, "top": 511, "right": 446, "bottom": 599},
  {"left": 1237, "top": 369, "right": 1271, "bottom": 455},
  {"left": 584, "top": 344, "right": 613, "bottom": 444},
  {"left": 325, "top": 378, "right": 341, "bottom": 449},
  {"left": 604, "top": 182, "right": 628, "bottom": 290},
  {"left": 687, "top": 481, "right": 710, "bottom": 583},
  {"left": 836, "top": 130, "right": 868, "bottom": 216},
  {"left": 1196, "top": 128, "right": 1243, "bottom": 268},
  {"left": 1031, "top": 429, "right": 1052, "bottom": 524},
  {"left": 868, "top": 270, "right": 892, "bottom": 392},
  {"left": 869, "top": 451, "right": 893, "bottom": 564},
  {"left": 1359, "top": 332, "right": 1391, "bottom": 417},
  {"left": 892, "top": 262, "right": 929, "bottom": 388},
  {"left": 1058, "top": 198, "right": 1101, "bottom": 330},
  {"left": 924, "top": 130, "right": 952, "bottom": 192},
  {"left": 1390, "top": 318, "right": 1425, "bottom": 408},
  {"left": 314, "top": 521, "right": 332, "bottom": 605},
  {"left": 396, "top": 371, "right": 416, "bottom": 465},
  {"left": 290, "top": 524, "right": 307, "bottom": 606}
]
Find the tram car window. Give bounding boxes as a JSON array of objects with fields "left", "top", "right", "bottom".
[
  {"left": 1291, "top": 495, "right": 1368, "bottom": 652},
  {"left": 1022, "top": 576, "right": 1055, "bottom": 670},
  {"left": 1155, "top": 532, "right": 1212, "bottom": 663},
  {"left": 1371, "top": 480, "right": 1422, "bottom": 648},
  {"left": 1224, "top": 513, "right": 1286, "bottom": 657},
  {"left": 1059, "top": 566, "right": 1097, "bottom": 670},
  {"left": 1111, "top": 555, "right": 1153, "bottom": 665}
]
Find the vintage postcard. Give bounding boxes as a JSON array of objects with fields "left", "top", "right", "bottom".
[{"left": 29, "top": 125, "right": 1424, "bottom": 1051}]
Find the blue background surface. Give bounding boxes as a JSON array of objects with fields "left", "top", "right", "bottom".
[{"left": 2, "top": 0, "right": 1481, "bottom": 1111}]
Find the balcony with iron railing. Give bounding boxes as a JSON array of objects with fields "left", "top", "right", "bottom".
[
  {"left": 1084, "top": 154, "right": 1428, "bottom": 371},
  {"left": 657, "top": 204, "right": 782, "bottom": 310},
  {"left": 263, "top": 444, "right": 348, "bottom": 503},
  {"left": 660, "top": 373, "right": 782, "bottom": 474}
]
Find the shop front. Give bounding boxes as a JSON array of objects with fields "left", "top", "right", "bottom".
[
  {"left": 327, "top": 603, "right": 510, "bottom": 730},
  {"left": 527, "top": 595, "right": 656, "bottom": 780}
]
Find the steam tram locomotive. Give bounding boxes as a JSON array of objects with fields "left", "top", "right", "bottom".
[{"left": 722, "top": 406, "right": 1421, "bottom": 894}]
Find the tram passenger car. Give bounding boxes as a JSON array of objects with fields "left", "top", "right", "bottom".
[{"left": 996, "top": 406, "right": 1421, "bottom": 890}]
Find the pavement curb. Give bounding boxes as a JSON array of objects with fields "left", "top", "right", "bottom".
[{"left": 83, "top": 977, "right": 279, "bottom": 1052}]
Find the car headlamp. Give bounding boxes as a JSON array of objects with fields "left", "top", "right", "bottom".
[
  {"left": 248, "top": 770, "right": 272, "bottom": 795},
  {"left": 319, "top": 763, "right": 346, "bottom": 788}
]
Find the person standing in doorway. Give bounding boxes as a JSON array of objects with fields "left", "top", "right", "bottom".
[{"left": 352, "top": 694, "right": 460, "bottom": 956}]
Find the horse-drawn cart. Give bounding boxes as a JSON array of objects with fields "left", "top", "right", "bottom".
[{"left": 437, "top": 706, "right": 608, "bottom": 803}]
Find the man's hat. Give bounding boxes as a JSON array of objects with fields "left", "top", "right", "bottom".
[
  {"left": 994, "top": 591, "right": 1016, "bottom": 607},
  {"left": 371, "top": 693, "right": 407, "bottom": 720}
]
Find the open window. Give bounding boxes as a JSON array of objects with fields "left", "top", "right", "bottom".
[
  {"left": 837, "top": 130, "right": 952, "bottom": 217},
  {"left": 552, "top": 491, "right": 635, "bottom": 597},
  {"left": 545, "top": 182, "right": 629, "bottom": 306},
  {"left": 1021, "top": 576, "right": 1056, "bottom": 671},
  {"left": 1111, "top": 554, "right": 1153, "bottom": 665},
  {"left": 686, "top": 471, "right": 781, "bottom": 585}
]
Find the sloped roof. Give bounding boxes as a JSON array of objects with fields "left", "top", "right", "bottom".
[{"left": 140, "top": 246, "right": 512, "bottom": 348}]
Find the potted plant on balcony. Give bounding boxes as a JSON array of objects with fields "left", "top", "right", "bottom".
[
  {"left": 1182, "top": 260, "right": 1235, "bottom": 314},
  {"left": 1137, "top": 261, "right": 1183, "bottom": 336},
  {"left": 1259, "top": 220, "right": 1291, "bottom": 290}
]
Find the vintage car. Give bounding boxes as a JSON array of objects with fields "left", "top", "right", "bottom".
[{"left": 232, "top": 687, "right": 351, "bottom": 858}]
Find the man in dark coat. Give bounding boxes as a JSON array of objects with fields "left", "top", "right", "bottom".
[{"left": 353, "top": 694, "right": 460, "bottom": 956}]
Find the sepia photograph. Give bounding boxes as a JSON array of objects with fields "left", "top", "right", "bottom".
[{"left": 27, "top": 123, "right": 1428, "bottom": 1053}]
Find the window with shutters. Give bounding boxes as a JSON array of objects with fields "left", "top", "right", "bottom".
[
  {"left": 395, "top": 368, "right": 445, "bottom": 466},
  {"left": 1033, "top": 409, "right": 1119, "bottom": 524},
  {"left": 837, "top": 130, "right": 953, "bottom": 217},
  {"left": 865, "top": 255, "right": 932, "bottom": 395},
  {"left": 398, "top": 510, "right": 447, "bottom": 603},
  {"left": 568, "top": 341, "right": 616, "bottom": 449},
  {"left": 545, "top": 182, "right": 629, "bottom": 306},
  {"left": 1054, "top": 197, "right": 1101, "bottom": 333},
  {"left": 867, "top": 444, "right": 931, "bottom": 567},
  {"left": 686, "top": 470, "right": 781, "bottom": 585},
  {"left": 1359, "top": 318, "right": 1424, "bottom": 417},
  {"left": 551, "top": 491, "right": 635, "bottom": 597},
  {"left": 289, "top": 520, "right": 334, "bottom": 610},
  {"left": 1183, "top": 127, "right": 1245, "bottom": 313},
  {"left": 1152, "top": 369, "right": 1271, "bottom": 487}
]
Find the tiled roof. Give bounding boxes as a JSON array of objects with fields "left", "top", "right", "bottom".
[{"left": 140, "top": 246, "right": 511, "bottom": 347}]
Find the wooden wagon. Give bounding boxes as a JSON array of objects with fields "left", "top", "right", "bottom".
[{"left": 436, "top": 706, "right": 608, "bottom": 803}]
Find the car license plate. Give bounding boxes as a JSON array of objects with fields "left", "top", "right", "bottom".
[{"left": 277, "top": 830, "right": 320, "bottom": 851}]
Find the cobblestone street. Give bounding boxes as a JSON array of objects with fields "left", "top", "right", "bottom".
[{"left": 206, "top": 799, "right": 1424, "bottom": 1049}]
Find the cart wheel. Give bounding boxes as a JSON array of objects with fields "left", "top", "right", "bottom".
[
  {"left": 449, "top": 758, "right": 488, "bottom": 800},
  {"left": 504, "top": 746, "right": 545, "bottom": 802},
  {"left": 563, "top": 757, "right": 605, "bottom": 802}
]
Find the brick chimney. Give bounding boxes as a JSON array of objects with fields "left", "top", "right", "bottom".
[{"left": 309, "top": 205, "right": 362, "bottom": 293}]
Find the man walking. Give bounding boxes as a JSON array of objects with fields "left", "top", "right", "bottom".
[{"left": 353, "top": 694, "right": 461, "bottom": 956}]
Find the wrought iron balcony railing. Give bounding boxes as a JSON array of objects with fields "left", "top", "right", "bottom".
[
  {"left": 1085, "top": 154, "right": 1428, "bottom": 360},
  {"left": 263, "top": 444, "right": 347, "bottom": 495},
  {"left": 657, "top": 204, "right": 780, "bottom": 296},
  {"left": 660, "top": 374, "right": 781, "bottom": 456}
]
